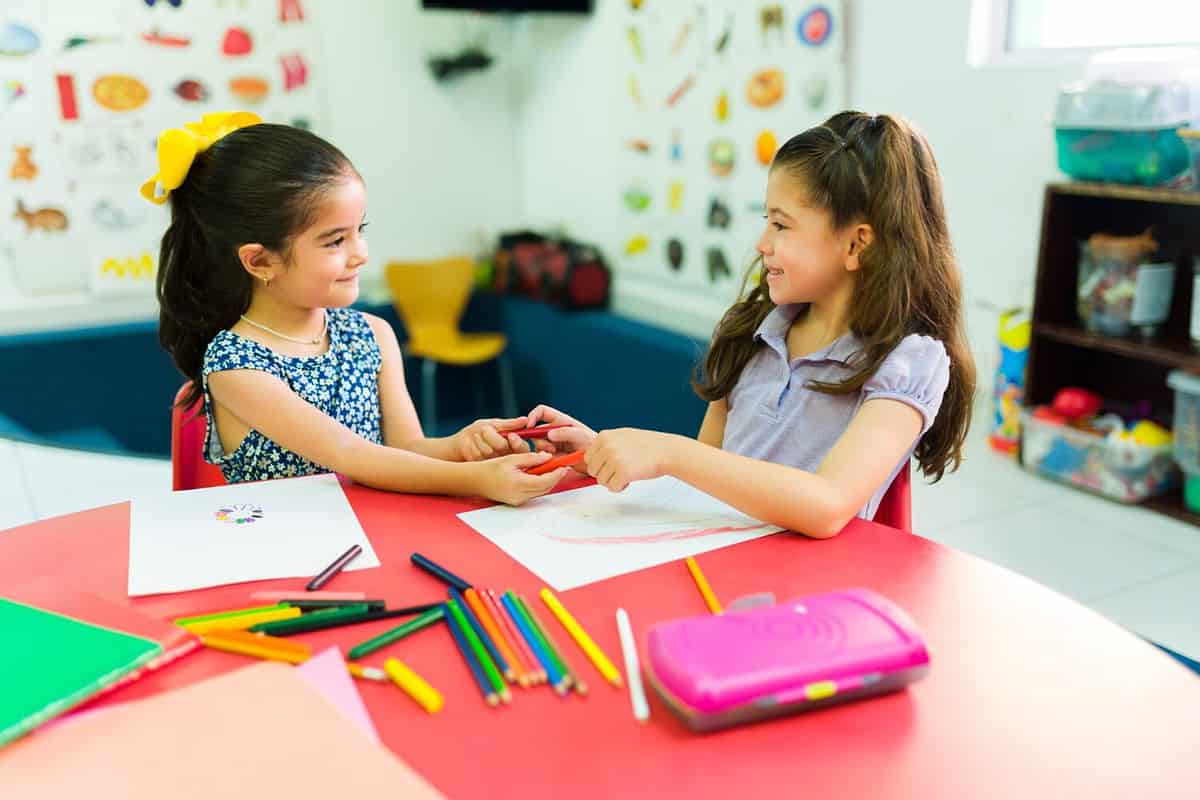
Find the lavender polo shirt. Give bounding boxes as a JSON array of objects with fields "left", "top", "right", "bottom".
[{"left": 721, "top": 304, "right": 950, "bottom": 521}]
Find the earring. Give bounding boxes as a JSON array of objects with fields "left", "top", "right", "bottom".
[{"left": 262, "top": 275, "right": 271, "bottom": 288}]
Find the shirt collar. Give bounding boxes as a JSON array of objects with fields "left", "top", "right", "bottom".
[{"left": 753, "top": 303, "right": 862, "bottom": 366}]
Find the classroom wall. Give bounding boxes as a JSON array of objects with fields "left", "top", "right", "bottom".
[
  {"left": 0, "top": 0, "right": 524, "bottom": 332},
  {"left": 515, "top": 0, "right": 1088, "bottom": 391}
]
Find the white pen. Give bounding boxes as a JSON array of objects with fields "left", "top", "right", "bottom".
[{"left": 616, "top": 608, "right": 650, "bottom": 722}]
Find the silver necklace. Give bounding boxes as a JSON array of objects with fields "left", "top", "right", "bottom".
[{"left": 239, "top": 311, "right": 327, "bottom": 345}]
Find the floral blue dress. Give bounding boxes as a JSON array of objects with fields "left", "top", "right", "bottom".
[{"left": 201, "top": 307, "right": 383, "bottom": 482}]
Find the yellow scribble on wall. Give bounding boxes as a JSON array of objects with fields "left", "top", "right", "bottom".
[{"left": 100, "top": 252, "right": 156, "bottom": 278}]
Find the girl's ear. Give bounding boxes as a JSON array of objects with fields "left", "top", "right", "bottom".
[
  {"left": 237, "top": 243, "right": 279, "bottom": 285},
  {"left": 845, "top": 223, "right": 874, "bottom": 272}
]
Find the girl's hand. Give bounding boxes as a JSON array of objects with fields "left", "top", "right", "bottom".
[
  {"left": 585, "top": 428, "right": 676, "bottom": 492},
  {"left": 455, "top": 416, "right": 549, "bottom": 461},
  {"left": 475, "top": 451, "right": 569, "bottom": 506},
  {"left": 526, "top": 404, "right": 596, "bottom": 471}
]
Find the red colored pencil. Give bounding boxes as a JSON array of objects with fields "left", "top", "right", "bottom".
[{"left": 485, "top": 588, "right": 544, "bottom": 684}]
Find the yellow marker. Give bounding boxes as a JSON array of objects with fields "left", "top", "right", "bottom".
[
  {"left": 181, "top": 605, "right": 300, "bottom": 634},
  {"left": 539, "top": 588, "right": 622, "bottom": 687},
  {"left": 685, "top": 557, "right": 723, "bottom": 614},
  {"left": 384, "top": 658, "right": 444, "bottom": 714}
]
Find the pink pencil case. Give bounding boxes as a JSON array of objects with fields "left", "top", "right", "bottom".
[{"left": 644, "top": 588, "right": 929, "bottom": 732}]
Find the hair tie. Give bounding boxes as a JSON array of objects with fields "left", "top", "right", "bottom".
[{"left": 139, "top": 111, "right": 262, "bottom": 205}]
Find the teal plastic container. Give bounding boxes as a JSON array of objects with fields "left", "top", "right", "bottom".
[
  {"left": 1055, "top": 128, "right": 1189, "bottom": 184},
  {"left": 1054, "top": 80, "right": 1193, "bottom": 185}
]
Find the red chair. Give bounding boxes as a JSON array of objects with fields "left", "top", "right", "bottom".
[
  {"left": 873, "top": 461, "right": 912, "bottom": 532},
  {"left": 171, "top": 382, "right": 226, "bottom": 491}
]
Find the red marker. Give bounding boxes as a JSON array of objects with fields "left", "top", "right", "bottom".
[
  {"left": 525, "top": 450, "right": 584, "bottom": 476},
  {"left": 513, "top": 423, "right": 571, "bottom": 439}
]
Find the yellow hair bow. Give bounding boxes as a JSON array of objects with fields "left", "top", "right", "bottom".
[{"left": 139, "top": 111, "right": 262, "bottom": 205}]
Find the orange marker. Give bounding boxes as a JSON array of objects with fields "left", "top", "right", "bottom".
[{"left": 525, "top": 450, "right": 584, "bottom": 475}]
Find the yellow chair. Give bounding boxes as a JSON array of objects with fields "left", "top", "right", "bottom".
[{"left": 385, "top": 257, "right": 516, "bottom": 436}]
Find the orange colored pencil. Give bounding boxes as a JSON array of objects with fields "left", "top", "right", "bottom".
[
  {"left": 481, "top": 587, "right": 536, "bottom": 686},
  {"left": 485, "top": 588, "right": 544, "bottom": 684},
  {"left": 465, "top": 587, "right": 522, "bottom": 686}
]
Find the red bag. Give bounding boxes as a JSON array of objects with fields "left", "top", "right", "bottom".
[{"left": 493, "top": 232, "right": 609, "bottom": 310}]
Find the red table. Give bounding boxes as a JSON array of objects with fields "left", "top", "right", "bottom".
[{"left": 2, "top": 477, "right": 1199, "bottom": 798}]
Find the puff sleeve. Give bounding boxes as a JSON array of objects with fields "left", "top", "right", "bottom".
[{"left": 862, "top": 335, "right": 951, "bottom": 434}]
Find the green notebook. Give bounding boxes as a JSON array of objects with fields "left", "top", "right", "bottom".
[{"left": 1, "top": 596, "right": 190, "bottom": 748}]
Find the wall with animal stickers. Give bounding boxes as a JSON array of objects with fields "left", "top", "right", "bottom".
[
  {"left": 616, "top": 0, "right": 845, "bottom": 302},
  {"left": 0, "top": 0, "right": 325, "bottom": 304}
]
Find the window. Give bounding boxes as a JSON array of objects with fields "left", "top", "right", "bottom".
[{"left": 969, "top": 0, "right": 1200, "bottom": 65}]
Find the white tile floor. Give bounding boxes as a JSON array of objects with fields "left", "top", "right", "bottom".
[{"left": 1, "top": 424, "right": 1198, "bottom": 663}]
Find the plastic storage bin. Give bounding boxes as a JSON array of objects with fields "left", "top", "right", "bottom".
[
  {"left": 1020, "top": 410, "right": 1176, "bottom": 503},
  {"left": 1054, "top": 81, "right": 1192, "bottom": 185},
  {"left": 1167, "top": 370, "right": 1200, "bottom": 512}
]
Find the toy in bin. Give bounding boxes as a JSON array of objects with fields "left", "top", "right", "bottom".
[
  {"left": 643, "top": 588, "right": 929, "bottom": 733},
  {"left": 1021, "top": 387, "right": 1176, "bottom": 502}
]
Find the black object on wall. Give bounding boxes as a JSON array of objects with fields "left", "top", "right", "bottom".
[{"left": 422, "top": 0, "right": 592, "bottom": 12}]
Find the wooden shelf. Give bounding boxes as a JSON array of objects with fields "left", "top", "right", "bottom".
[
  {"left": 1034, "top": 322, "right": 1200, "bottom": 371},
  {"left": 1144, "top": 489, "right": 1200, "bottom": 526},
  {"left": 1048, "top": 181, "right": 1200, "bottom": 207}
]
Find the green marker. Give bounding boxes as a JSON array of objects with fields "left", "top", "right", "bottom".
[
  {"left": 347, "top": 606, "right": 445, "bottom": 660},
  {"left": 249, "top": 603, "right": 370, "bottom": 635}
]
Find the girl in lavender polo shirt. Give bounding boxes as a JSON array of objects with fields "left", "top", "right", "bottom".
[{"left": 530, "top": 111, "right": 975, "bottom": 538}]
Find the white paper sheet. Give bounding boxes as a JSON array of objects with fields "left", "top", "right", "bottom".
[
  {"left": 457, "top": 476, "right": 784, "bottom": 590},
  {"left": 128, "top": 474, "right": 379, "bottom": 596}
]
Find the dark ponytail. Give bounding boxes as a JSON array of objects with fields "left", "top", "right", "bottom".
[{"left": 155, "top": 123, "right": 357, "bottom": 410}]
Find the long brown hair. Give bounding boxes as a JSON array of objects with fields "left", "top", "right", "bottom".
[{"left": 693, "top": 111, "right": 975, "bottom": 481}]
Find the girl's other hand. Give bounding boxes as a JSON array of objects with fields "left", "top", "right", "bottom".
[{"left": 476, "top": 451, "right": 569, "bottom": 505}]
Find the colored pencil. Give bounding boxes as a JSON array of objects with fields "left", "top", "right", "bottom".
[
  {"left": 463, "top": 588, "right": 521, "bottom": 684},
  {"left": 199, "top": 631, "right": 386, "bottom": 682},
  {"left": 502, "top": 591, "right": 563, "bottom": 690},
  {"left": 484, "top": 588, "right": 541, "bottom": 685},
  {"left": 384, "top": 658, "right": 444, "bottom": 714},
  {"left": 685, "top": 556, "right": 723, "bottom": 614},
  {"left": 249, "top": 603, "right": 440, "bottom": 636},
  {"left": 181, "top": 605, "right": 300, "bottom": 634},
  {"left": 347, "top": 606, "right": 445, "bottom": 660},
  {"left": 306, "top": 543, "right": 362, "bottom": 591},
  {"left": 449, "top": 587, "right": 510, "bottom": 682},
  {"left": 444, "top": 603, "right": 499, "bottom": 707},
  {"left": 616, "top": 608, "right": 650, "bottom": 722},
  {"left": 514, "top": 594, "right": 573, "bottom": 695},
  {"left": 410, "top": 552, "right": 471, "bottom": 592},
  {"left": 539, "top": 587, "right": 623, "bottom": 687},
  {"left": 174, "top": 603, "right": 286, "bottom": 627},
  {"left": 520, "top": 594, "right": 588, "bottom": 695},
  {"left": 251, "top": 590, "right": 365, "bottom": 602},
  {"left": 446, "top": 597, "right": 509, "bottom": 703}
]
